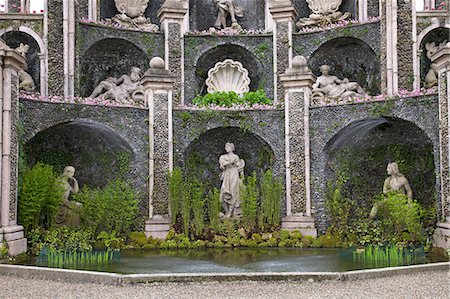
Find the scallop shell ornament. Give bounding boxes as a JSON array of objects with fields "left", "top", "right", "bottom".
[
  {"left": 205, "top": 59, "right": 250, "bottom": 94},
  {"left": 114, "top": 0, "right": 150, "bottom": 18}
]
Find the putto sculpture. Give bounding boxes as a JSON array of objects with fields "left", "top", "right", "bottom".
[
  {"left": 14, "top": 43, "right": 36, "bottom": 92},
  {"left": 424, "top": 41, "right": 447, "bottom": 88},
  {"left": 214, "top": 0, "right": 244, "bottom": 30},
  {"left": 111, "top": 0, "right": 158, "bottom": 31},
  {"left": 219, "top": 142, "right": 245, "bottom": 218},
  {"left": 312, "top": 64, "right": 367, "bottom": 101},
  {"left": 89, "top": 67, "right": 145, "bottom": 105},
  {"left": 296, "top": 0, "right": 351, "bottom": 28}
]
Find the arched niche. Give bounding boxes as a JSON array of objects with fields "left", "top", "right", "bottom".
[
  {"left": 324, "top": 117, "right": 435, "bottom": 213},
  {"left": 79, "top": 38, "right": 148, "bottom": 97},
  {"left": 1, "top": 30, "right": 41, "bottom": 91},
  {"left": 184, "top": 127, "right": 275, "bottom": 189},
  {"left": 309, "top": 37, "right": 380, "bottom": 95},
  {"left": 26, "top": 120, "right": 134, "bottom": 189},
  {"left": 195, "top": 44, "right": 263, "bottom": 97},
  {"left": 419, "top": 27, "right": 449, "bottom": 85},
  {"left": 189, "top": 0, "right": 266, "bottom": 31},
  {"left": 99, "top": 0, "right": 164, "bottom": 25}
]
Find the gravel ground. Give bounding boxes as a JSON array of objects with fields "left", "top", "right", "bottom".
[{"left": 0, "top": 270, "right": 448, "bottom": 299}]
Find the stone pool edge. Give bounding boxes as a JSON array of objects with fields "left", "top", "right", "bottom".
[{"left": 0, "top": 262, "right": 448, "bottom": 285}]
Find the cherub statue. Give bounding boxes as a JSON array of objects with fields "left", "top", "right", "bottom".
[
  {"left": 111, "top": 0, "right": 158, "bottom": 31},
  {"left": 219, "top": 142, "right": 245, "bottom": 218},
  {"left": 214, "top": 0, "right": 244, "bottom": 30},
  {"left": 296, "top": 0, "right": 351, "bottom": 28},
  {"left": 14, "top": 43, "right": 36, "bottom": 92}
]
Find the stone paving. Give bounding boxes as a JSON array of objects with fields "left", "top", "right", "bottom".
[{"left": 0, "top": 269, "right": 449, "bottom": 298}]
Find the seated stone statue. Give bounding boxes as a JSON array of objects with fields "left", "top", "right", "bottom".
[
  {"left": 15, "top": 43, "right": 36, "bottom": 92},
  {"left": 369, "top": 162, "right": 413, "bottom": 219},
  {"left": 89, "top": 67, "right": 144, "bottom": 104},
  {"left": 214, "top": 0, "right": 244, "bottom": 30},
  {"left": 424, "top": 63, "right": 438, "bottom": 88},
  {"left": 296, "top": 0, "right": 351, "bottom": 28},
  {"left": 54, "top": 166, "right": 82, "bottom": 227},
  {"left": 312, "top": 65, "right": 367, "bottom": 101},
  {"left": 219, "top": 142, "right": 245, "bottom": 218}
]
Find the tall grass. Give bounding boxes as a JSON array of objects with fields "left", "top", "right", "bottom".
[
  {"left": 241, "top": 172, "right": 258, "bottom": 229},
  {"left": 190, "top": 179, "right": 205, "bottom": 237},
  {"left": 208, "top": 188, "right": 221, "bottom": 231},
  {"left": 37, "top": 248, "right": 118, "bottom": 269},
  {"left": 258, "top": 170, "right": 282, "bottom": 231},
  {"left": 352, "top": 245, "right": 425, "bottom": 268},
  {"left": 168, "top": 168, "right": 183, "bottom": 224}
]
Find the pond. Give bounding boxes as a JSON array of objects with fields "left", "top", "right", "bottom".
[{"left": 23, "top": 247, "right": 448, "bottom": 274}]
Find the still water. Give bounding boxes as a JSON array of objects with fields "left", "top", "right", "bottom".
[{"left": 27, "top": 247, "right": 448, "bottom": 274}]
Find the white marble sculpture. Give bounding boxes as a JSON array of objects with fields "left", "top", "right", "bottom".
[
  {"left": 89, "top": 67, "right": 145, "bottom": 104},
  {"left": 296, "top": 0, "right": 351, "bottom": 28},
  {"left": 219, "top": 142, "right": 245, "bottom": 218},
  {"left": 424, "top": 41, "right": 447, "bottom": 88},
  {"left": 206, "top": 59, "right": 250, "bottom": 94},
  {"left": 312, "top": 64, "right": 367, "bottom": 101},
  {"left": 14, "top": 43, "right": 36, "bottom": 92},
  {"left": 214, "top": 0, "right": 244, "bottom": 30},
  {"left": 111, "top": 0, "right": 158, "bottom": 31}
]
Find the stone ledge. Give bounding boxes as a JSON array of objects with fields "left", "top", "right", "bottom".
[{"left": 0, "top": 262, "right": 448, "bottom": 285}]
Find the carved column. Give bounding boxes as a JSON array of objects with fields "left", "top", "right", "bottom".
[
  {"left": 141, "top": 57, "right": 175, "bottom": 239},
  {"left": 0, "top": 43, "right": 27, "bottom": 256},
  {"left": 432, "top": 43, "right": 450, "bottom": 250},
  {"left": 280, "top": 56, "right": 317, "bottom": 237},
  {"left": 47, "top": 0, "right": 64, "bottom": 96},
  {"left": 269, "top": 0, "right": 297, "bottom": 103},
  {"left": 158, "top": 0, "right": 188, "bottom": 107}
]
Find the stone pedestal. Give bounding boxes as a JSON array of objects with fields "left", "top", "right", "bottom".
[
  {"left": 158, "top": 0, "right": 188, "bottom": 106},
  {"left": 269, "top": 0, "right": 297, "bottom": 103},
  {"left": 431, "top": 43, "right": 450, "bottom": 249},
  {"left": 0, "top": 42, "right": 27, "bottom": 256},
  {"left": 279, "top": 56, "right": 317, "bottom": 237},
  {"left": 141, "top": 57, "right": 176, "bottom": 239}
]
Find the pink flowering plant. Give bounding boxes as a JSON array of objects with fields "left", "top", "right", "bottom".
[
  {"left": 187, "top": 27, "right": 271, "bottom": 36},
  {"left": 298, "top": 17, "right": 380, "bottom": 34},
  {"left": 79, "top": 18, "right": 155, "bottom": 32},
  {"left": 19, "top": 92, "right": 146, "bottom": 109},
  {"left": 312, "top": 88, "right": 437, "bottom": 107}
]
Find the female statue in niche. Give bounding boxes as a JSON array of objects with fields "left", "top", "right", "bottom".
[
  {"left": 54, "top": 166, "right": 82, "bottom": 227},
  {"left": 219, "top": 142, "right": 245, "bottom": 218},
  {"left": 369, "top": 162, "right": 413, "bottom": 219},
  {"left": 383, "top": 162, "right": 413, "bottom": 200}
]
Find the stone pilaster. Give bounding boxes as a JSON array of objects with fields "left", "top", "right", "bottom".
[
  {"left": 158, "top": 0, "right": 188, "bottom": 107},
  {"left": 280, "top": 56, "right": 317, "bottom": 237},
  {"left": 141, "top": 57, "right": 175, "bottom": 239},
  {"left": 0, "top": 42, "right": 27, "bottom": 256},
  {"left": 47, "top": 0, "right": 64, "bottom": 96},
  {"left": 397, "top": 0, "right": 414, "bottom": 91},
  {"left": 269, "top": 0, "right": 297, "bottom": 103},
  {"left": 432, "top": 43, "right": 450, "bottom": 250}
]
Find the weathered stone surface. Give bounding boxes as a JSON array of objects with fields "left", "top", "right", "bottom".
[
  {"left": 438, "top": 72, "right": 449, "bottom": 218},
  {"left": 367, "top": 0, "right": 379, "bottom": 17},
  {"left": 9, "top": 74, "right": 19, "bottom": 223},
  {"left": 397, "top": 0, "right": 414, "bottom": 90},
  {"left": 168, "top": 22, "right": 182, "bottom": 106},
  {"left": 276, "top": 21, "right": 289, "bottom": 102},
  {"left": 48, "top": 0, "right": 64, "bottom": 95}
]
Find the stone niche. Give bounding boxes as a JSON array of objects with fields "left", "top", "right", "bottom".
[
  {"left": 322, "top": 117, "right": 435, "bottom": 231},
  {"left": 183, "top": 127, "right": 275, "bottom": 190},
  {"left": 420, "top": 27, "right": 449, "bottom": 85},
  {"left": 1, "top": 31, "right": 40, "bottom": 91},
  {"left": 293, "top": 0, "right": 358, "bottom": 19},
  {"left": 309, "top": 37, "right": 380, "bottom": 95},
  {"left": 26, "top": 120, "right": 135, "bottom": 189},
  {"left": 79, "top": 38, "right": 148, "bottom": 97},
  {"left": 188, "top": 44, "right": 264, "bottom": 101},
  {"left": 99, "top": 0, "right": 165, "bottom": 26},
  {"left": 189, "top": 0, "right": 265, "bottom": 31}
]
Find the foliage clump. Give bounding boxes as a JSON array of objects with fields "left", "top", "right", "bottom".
[{"left": 193, "top": 90, "right": 272, "bottom": 107}]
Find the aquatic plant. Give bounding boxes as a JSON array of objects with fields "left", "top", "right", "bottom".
[{"left": 38, "top": 248, "right": 118, "bottom": 269}]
